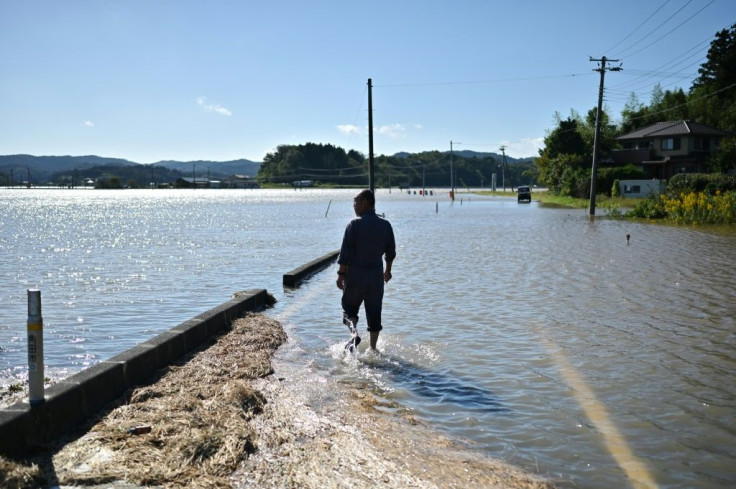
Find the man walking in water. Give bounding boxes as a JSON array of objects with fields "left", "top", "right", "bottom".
[{"left": 336, "top": 189, "right": 396, "bottom": 351}]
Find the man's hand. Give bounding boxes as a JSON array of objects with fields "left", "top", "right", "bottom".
[
  {"left": 336, "top": 276, "right": 346, "bottom": 290},
  {"left": 384, "top": 270, "right": 392, "bottom": 283}
]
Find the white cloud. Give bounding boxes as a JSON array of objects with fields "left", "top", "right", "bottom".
[
  {"left": 500, "top": 137, "right": 544, "bottom": 158},
  {"left": 377, "top": 123, "right": 406, "bottom": 138},
  {"left": 83, "top": 120, "right": 94, "bottom": 127},
  {"left": 197, "top": 96, "right": 232, "bottom": 116},
  {"left": 337, "top": 124, "right": 361, "bottom": 135}
]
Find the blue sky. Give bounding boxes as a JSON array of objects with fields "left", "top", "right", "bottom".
[{"left": 1, "top": 0, "right": 733, "bottom": 162}]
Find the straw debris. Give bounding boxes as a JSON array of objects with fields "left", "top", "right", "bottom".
[
  {"left": 0, "top": 456, "right": 45, "bottom": 489},
  {"left": 1, "top": 312, "right": 286, "bottom": 489}
]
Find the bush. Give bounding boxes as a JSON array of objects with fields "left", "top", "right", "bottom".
[
  {"left": 561, "top": 167, "right": 590, "bottom": 198},
  {"left": 665, "top": 173, "right": 736, "bottom": 198},
  {"left": 628, "top": 195, "right": 667, "bottom": 219},
  {"left": 663, "top": 190, "right": 736, "bottom": 224},
  {"left": 611, "top": 179, "right": 620, "bottom": 197},
  {"left": 628, "top": 189, "right": 736, "bottom": 223}
]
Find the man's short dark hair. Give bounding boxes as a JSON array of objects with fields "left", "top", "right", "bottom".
[{"left": 355, "top": 189, "right": 375, "bottom": 208}]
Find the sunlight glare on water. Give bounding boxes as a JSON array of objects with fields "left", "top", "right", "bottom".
[{"left": 2, "top": 188, "right": 735, "bottom": 488}]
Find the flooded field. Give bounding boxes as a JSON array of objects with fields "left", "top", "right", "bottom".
[{"left": 1, "top": 188, "right": 734, "bottom": 488}]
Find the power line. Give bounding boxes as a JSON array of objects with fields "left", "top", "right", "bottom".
[
  {"left": 614, "top": 0, "right": 716, "bottom": 59},
  {"left": 611, "top": 0, "right": 696, "bottom": 58},
  {"left": 374, "top": 73, "right": 593, "bottom": 88},
  {"left": 604, "top": 27, "right": 722, "bottom": 104},
  {"left": 603, "top": 0, "right": 674, "bottom": 54}
]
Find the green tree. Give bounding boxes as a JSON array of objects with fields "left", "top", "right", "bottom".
[
  {"left": 692, "top": 24, "right": 736, "bottom": 92},
  {"left": 257, "top": 143, "right": 359, "bottom": 185},
  {"left": 708, "top": 137, "right": 736, "bottom": 173},
  {"left": 689, "top": 23, "right": 736, "bottom": 133},
  {"left": 536, "top": 152, "right": 587, "bottom": 195},
  {"left": 544, "top": 114, "right": 588, "bottom": 158},
  {"left": 620, "top": 85, "right": 690, "bottom": 134},
  {"left": 582, "top": 106, "right": 618, "bottom": 157},
  {"left": 95, "top": 176, "right": 123, "bottom": 189},
  {"left": 535, "top": 115, "right": 589, "bottom": 195}
]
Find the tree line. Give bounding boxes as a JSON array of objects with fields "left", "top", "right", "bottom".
[
  {"left": 257, "top": 142, "right": 536, "bottom": 189},
  {"left": 49, "top": 165, "right": 183, "bottom": 189}
]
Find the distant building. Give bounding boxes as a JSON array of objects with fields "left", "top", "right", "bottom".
[
  {"left": 222, "top": 174, "right": 260, "bottom": 188},
  {"left": 176, "top": 177, "right": 211, "bottom": 188},
  {"left": 612, "top": 120, "right": 731, "bottom": 180}
]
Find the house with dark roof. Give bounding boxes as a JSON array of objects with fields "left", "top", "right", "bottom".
[
  {"left": 612, "top": 120, "right": 731, "bottom": 180},
  {"left": 175, "top": 177, "right": 212, "bottom": 188}
]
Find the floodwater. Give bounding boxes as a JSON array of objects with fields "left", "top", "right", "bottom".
[{"left": 1, "top": 188, "right": 734, "bottom": 488}]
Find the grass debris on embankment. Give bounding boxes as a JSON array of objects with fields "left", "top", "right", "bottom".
[{"left": 1, "top": 312, "right": 287, "bottom": 489}]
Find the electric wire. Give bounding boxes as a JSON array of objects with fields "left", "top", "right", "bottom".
[
  {"left": 374, "top": 73, "right": 593, "bottom": 88},
  {"left": 613, "top": 0, "right": 716, "bottom": 59},
  {"left": 603, "top": 0, "right": 674, "bottom": 54},
  {"left": 611, "top": 0, "right": 696, "bottom": 58}
]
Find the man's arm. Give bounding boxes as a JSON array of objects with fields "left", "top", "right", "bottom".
[
  {"left": 384, "top": 222, "right": 396, "bottom": 283},
  {"left": 383, "top": 260, "right": 393, "bottom": 283}
]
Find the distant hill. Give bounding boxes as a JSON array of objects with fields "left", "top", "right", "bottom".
[
  {"left": 393, "top": 150, "right": 534, "bottom": 164},
  {"left": 155, "top": 159, "right": 261, "bottom": 178},
  {"left": 0, "top": 154, "right": 262, "bottom": 183}
]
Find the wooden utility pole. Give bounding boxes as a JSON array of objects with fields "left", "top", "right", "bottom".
[
  {"left": 368, "top": 78, "right": 375, "bottom": 194},
  {"left": 589, "top": 56, "right": 621, "bottom": 216},
  {"left": 499, "top": 145, "right": 512, "bottom": 191},
  {"left": 450, "top": 141, "right": 456, "bottom": 200}
]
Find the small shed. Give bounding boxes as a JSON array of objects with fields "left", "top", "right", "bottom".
[{"left": 617, "top": 179, "right": 666, "bottom": 198}]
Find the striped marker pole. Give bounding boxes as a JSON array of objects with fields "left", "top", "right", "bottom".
[{"left": 27, "top": 289, "right": 44, "bottom": 406}]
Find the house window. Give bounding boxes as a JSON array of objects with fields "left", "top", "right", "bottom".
[
  {"left": 624, "top": 185, "right": 641, "bottom": 194},
  {"left": 694, "top": 137, "right": 711, "bottom": 150},
  {"left": 661, "top": 137, "right": 681, "bottom": 151}
]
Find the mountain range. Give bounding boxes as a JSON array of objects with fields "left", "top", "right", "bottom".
[{"left": 0, "top": 155, "right": 262, "bottom": 183}]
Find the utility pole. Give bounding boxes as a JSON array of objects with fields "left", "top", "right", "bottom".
[
  {"left": 450, "top": 140, "right": 455, "bottom": 201},
  {"left": 368, "top": 78, "right": 375, "bottom": 194},
  {"left": 589, "top": 56, "right": 621, "bottom": 216},
  {"left": 450, "top": 140, "right": 456, "bottom": 200},
  {"left": 499, "top": 145, "right": 509, "bottom": 192}
]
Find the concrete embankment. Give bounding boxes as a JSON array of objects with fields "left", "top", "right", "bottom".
[
  {"left": 282, "top": 250, "right": 339, "bottom": 287},
  {"left": 0, "top": 289, "right": 272, "bottom": 459}
]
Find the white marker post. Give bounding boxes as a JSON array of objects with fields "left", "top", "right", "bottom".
[{"left": 27, "top": 289, "right": 45, "bottom": 405}]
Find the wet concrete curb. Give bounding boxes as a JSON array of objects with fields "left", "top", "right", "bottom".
[
  {"left": 282, "top": 250, "right": 339, "bottom": 288},
  {"left": 0, "top": 289, "right": 270, "bottom": 459}
]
